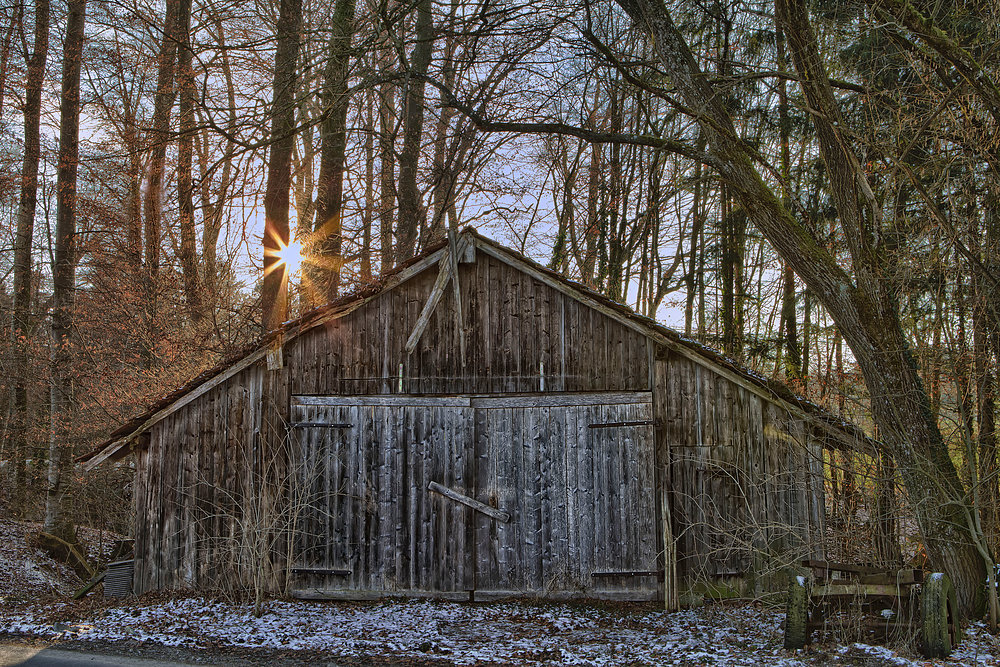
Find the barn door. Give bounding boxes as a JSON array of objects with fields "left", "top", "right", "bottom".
[
  {"left": 473, "top": 393, "right": 658, "bottom": 598},
  {"left": 290, "top": 401, "right": 369, "bottom": 590},
  {"left": 290, "top": 397, "right": 475, "bottom": 595}
]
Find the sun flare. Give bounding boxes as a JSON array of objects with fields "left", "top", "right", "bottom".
[{"left": 274, "top": 239, "right": 304, "bottom": 275}]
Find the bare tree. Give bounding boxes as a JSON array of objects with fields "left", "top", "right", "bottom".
[
  {"left": 395, "top": 0, "right": 434, "bottom": 263},
  {"left": 7, "top": 0, "right": 49, "bottom": 510},
  {"left": 262, "top": 0, "right": 304, "bottom": 333},
  {"left": 46, "top": 0, "right": 87, "bottom": 541},
  {"left": 176, "top": 0, "right": 202, "bottom": 324},
  {"left": 310, "top": 0, "right": 357, "bottom": 302},
  {"left": 143, "top": 0, "right": 183, "bottom": 351}
]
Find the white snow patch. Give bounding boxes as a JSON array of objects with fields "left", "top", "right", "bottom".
[
  {"left": 2, "top": 597, "right": 997, "bottom": 666},
  {"left": 849, "top": 643, "right": 917, "bottom": 666}
]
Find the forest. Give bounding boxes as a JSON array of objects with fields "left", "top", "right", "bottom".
[{"left": 0, "top": 0, "right": 998, "bottom": 623}]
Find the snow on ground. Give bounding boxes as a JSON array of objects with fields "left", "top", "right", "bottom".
[
  {"left": 0, "top": 520, "right": 77, "bottom": 603},
  {"left": 2, "top": 595, "right": 998, "bottom": 665},
  {"left": 0, "top": 519, "right": 121, "bottom": 605}
]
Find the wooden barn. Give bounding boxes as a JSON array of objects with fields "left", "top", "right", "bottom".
[{"left": 81, "top": 228, "right": 871, "bottom": 604}]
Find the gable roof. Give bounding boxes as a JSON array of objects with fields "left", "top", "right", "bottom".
[{"left": 79, "top": 228, "right": 873, "bottom": 469}]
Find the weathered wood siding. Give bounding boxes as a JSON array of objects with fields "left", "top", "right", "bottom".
[
  {"left": 657, "top": 352, "right": 825, "bottom": 585},
  {"left": 284, "top": 251, "right": 653, "bottom": 396},
  {"left": 132, "top": 363, "right": 275, "bottom": 594}
]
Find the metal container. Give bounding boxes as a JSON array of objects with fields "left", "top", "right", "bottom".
[{"left": 104, "top": 559, "right": 134, "bottom": 597}]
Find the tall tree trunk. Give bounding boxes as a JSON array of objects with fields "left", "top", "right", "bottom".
[
  {"left": 428, "top": 113, "right": 460, "bottom": 242},
  {"left": 974, "top": 271, "right": 998, "bottom": 552},
  {"left": 0, "top": 1, "right": 22, "bottom": 121},
  {"left": 684, "top": 135, "right": 706, "bottom": 338},
  {"left": 7, "top": 0, "right": 48, "bottom": 511},
  {"left": 175, "top": 0, "right": 201, "bottom": 325},
  {"left": 956, "top": 277, "right": 975, "bottom": 465},
  {"left": 395, "top": 0, "right": 434, "bottom": 262},
  {"left": 262, "top": 0, "right": 303, "bottom": 333},
  {"left": 582, "top": 143, "right": 601, "bottom": 287},
  {"left": 361, "top": 84, "right": 375, "bottom": 281},
  {"left": 311, "top": 0, "right": 357, "bottom": 301},
  {"left": 46, "top": 0, "right": 86, "bottom": 541},
  {"left": 143, "top": 0, "right": 182, "bottom": 355},
  {"left": 715, "top": 9, "right": 743, "bottom": 361},
  {"left": 427, "top": 0, "right": 460, "bottom": 245},
  {"left": 721, "top": 195, "right": 746, "bottom": 361},
  {"left": 293, "top": 104, "right": 314, "bottom": 241},
  {"left": 550, "top": 147, "right": 577, "bottom": 275},
  {"left": 776, "top": 26, "right": 801, "bottom": 382},
  {"left": 378, "top": 70, "right": 397, "bottom": 271},
  {"left": 124, "top": 126, "right": 143, "bottom": 277},
  {"left": 801, "top": 289, "right": 811, "bottom": 387},
  {"left": 616, "top": 0, "right": 987, "bottom": 615}
]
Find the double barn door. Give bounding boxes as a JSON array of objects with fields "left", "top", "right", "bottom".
[{"left": 290, "top": 392, "right": 657, "bottom": 599}]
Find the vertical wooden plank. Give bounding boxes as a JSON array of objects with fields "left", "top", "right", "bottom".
[
  {"left": 368, "top": 301, "right": 381, "bottom": 394},
  {"left": 364, "top": 406, "right": 378, "bottom": 588},
  {"left": 536, "top": 273, "right": 551, "bottom": 393},
  {"left": 346, "top": 405, "right": 361, "bottom": 588},
  {"left": 563, "top": 299, "right": 578, "bottom": 392},
  {"left": 404, "top": 405, "right": 416, "bottom": 588},
  {"left": 497, "top": 407, "right": 517, "bottom": 588},
  {"left": 610, "top": 317, "right": 624, "bottom": 391},
  {"left": 474, "top": 405, "right": 493, "bottom": 589},
  {"left": 374, "top": 406, "right": 390, "bottom": 589},
  {"left": 562, "top": 404, "right": 579, "bottom": 588},
  {"left": 592, "top": 307, "right": 607, "bottom": 392},
  {"left": 517, "top": 269, "right": 533, "bottom": 392},
  {"left": 543, "top": 405, "right": 563, "bottom": 588},
  {"left": 576, "top": 403, "right": 594, "bottom": 585},
  {"left": 501, "top": 259, "right": 514, "bottom": 393},
  {"left": 524, "top": 406, "right": 541, "bottom": 590},
  {"left": 418, "top": 406, "right": 433, "bottom": 590},
  {"left": 594, "top": 404, "right": 610, "bottom": 574},
  {"left": 166, "top": 413, "right": 181, "bottom": 589},
  {"left": 461, "top": 260, "right": 478, "bottom": 394},
  {"left": 191, "top": 392, "right": 208, "bottom": 586},
  {"left": 132, "top": 446, "right": 147, "bottom": 594},
  {"left": 558, "top": 294, "right": 567, "bottom": 392}
]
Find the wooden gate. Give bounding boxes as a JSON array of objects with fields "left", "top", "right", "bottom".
[
  {"left": 289, "top": 392, "right": 657, "bottom": 600},
  {"left": 290, "top": 396, "right": 475, "bottom": 596},
  {"left": 472, "top": 393, "right": 658, "bottom": 599}
]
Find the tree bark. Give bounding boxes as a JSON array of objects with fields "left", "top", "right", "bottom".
[
  {"left": 310, "top": 0, "right": 356, "bottom": 301},
  {"left": 974, "top": 266, "right": 998, "bottom": 552},
  {"left": 775, "top": 26, "right": 801, "bottom": 382},
  {"left": 361, "top": 84, "right": 375, "bottom": 281},
  {"left": 46, "top": 0, "right": 86, "bottom": 542},
  {"left": 615, "top": 0, "right": 987, "bottom": 615},
  {"left": 378, "top": 61, "right": 397, "bottom": 272},
  {"left": 684, "top": 135, "right": 706, "bottom": 338},
  {"left": 262, "top": 0, "right": 303, "bottom": 333},
  {"left": 581, "top": 142, "right": 602, "bottom": 288},
  {"left": 7, "top": 0, "right": 48, "bottom": 510},
  {"left": 175, "top": 0, "right": 201, "bottom": 325},
  {"left": 395, "top": 0, "right": 434, "bottom": 263},
  {"left": 143, "top": 0, "right": 182, "bottom": 352},
  {"left": 428, "top": 1, "right": 461, "bottom": 246},
  {"left": 0, "top": 1, "right": 22, "bottom": 122}
]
